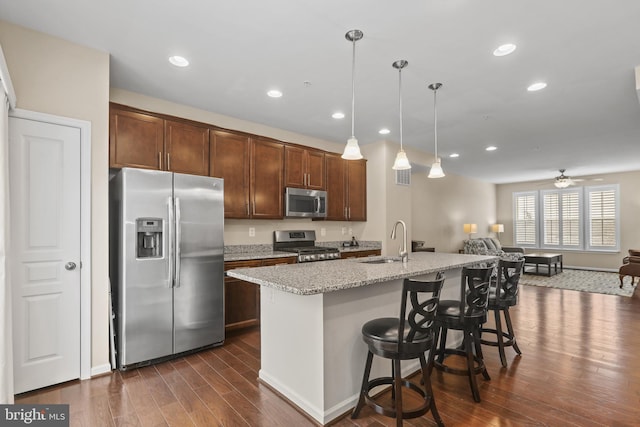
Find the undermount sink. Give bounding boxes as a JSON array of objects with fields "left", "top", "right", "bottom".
[{"left": 358, "top": 257, "right": 403, "bottom": 264}]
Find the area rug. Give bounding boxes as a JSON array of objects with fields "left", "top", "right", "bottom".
[{"left": 520, "top": 269, "right": 636, "bottom": 297}]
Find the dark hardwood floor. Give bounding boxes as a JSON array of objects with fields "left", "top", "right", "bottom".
[{"left": 16, "top": 284, "right": 640, "bottom": 426}]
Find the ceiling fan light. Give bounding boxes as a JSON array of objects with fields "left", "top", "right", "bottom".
[
  {"left": 428, "top": 159, "right": 445, "bottom": 178},
  {"left": 554, "top": 180, "right": 570, "bottom": 188},
  {"left": 392, "top": 149, "right": 411, "bottom": 170},
  {"left": 342, "top": 137, "right": 363, "bottom": 160}
]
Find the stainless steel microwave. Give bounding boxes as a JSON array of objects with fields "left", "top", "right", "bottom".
[{"left": 285, "top": 187, "right": 327, "bottom": 218}]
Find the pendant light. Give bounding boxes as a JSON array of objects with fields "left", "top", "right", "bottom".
[
  {"left": 391, "top": 60, "right": 411, "bottom": 170},
  {"left": 342, "top": 29, "right": 364, "bottom": 160},
  {"left": 427, "top": 82, "right": 445, "bottom": 178}
]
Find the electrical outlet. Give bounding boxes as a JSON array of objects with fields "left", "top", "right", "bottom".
[
  {"left": 348, "top": 227, "right": 353, "bottom": 236},
  {"left": 249, "top": 227, "right": 255, "bottom": 237},
  {"left": 320, "top": 227, "right": 326, "bottom": 237},
  {"left": 341, "top": 227, "right": 347, "bottom": 235}
]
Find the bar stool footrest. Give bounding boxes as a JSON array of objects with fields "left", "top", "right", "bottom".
[
  {"left": 480, "top": 327, "right": 517, "bottom": 348},
  {"left": 433, "top": 348, "right": 487, "bottom": 376},
  {"left": 361, "top": 376, "right": 433, "bottom": 420}
]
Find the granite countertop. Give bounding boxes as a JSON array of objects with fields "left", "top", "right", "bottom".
[
  {"left": 224, "top": 241, "right": 382, "bottom": 262},
  {"left": 226, "top": 252, "right": 498, "bottom": 295}
]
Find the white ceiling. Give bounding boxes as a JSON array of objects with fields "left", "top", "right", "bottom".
[{"left": 2, "top": 0, "right": 640, "bottom": 184}]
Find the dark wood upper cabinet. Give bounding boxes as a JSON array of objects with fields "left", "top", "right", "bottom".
[
  {"left": 110, "top": 104, "right": 210, "bottom": 176},
  {"left": 346, "top": 159, "right": 367, "bottom": 221},
  {"left": 109, "top": 103, "right": 365, "bottom": 222},
  {"left": 284, "top": 145, "right": 325, "bottom": 190},
  {"left": 325, "top": 154, "right": 366, "bottom": 221},
  {"left": 109, "top": 107, "right": 164, "bottom": 170},
  {"left": 325, "top": 153, "right": 347, "bottom": 220},
  {"left": 250, "top": 137, "right": 284, "bottom": 219},
  {"left": 210, "top": 130, "right": 251, "bottom": 218},
  {"left": 164, "top": 120, "right": 210, "bottom": 176}
]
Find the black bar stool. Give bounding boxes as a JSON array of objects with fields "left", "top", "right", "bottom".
[
  {"left": 432, "top": 266, "right": 493, "bottom": 402},
  {"left": 481, "top": 259, "right": 524, "bottom": 367},
  {"left": 351, "top": 274, "right": 446, "bottom": 427}
]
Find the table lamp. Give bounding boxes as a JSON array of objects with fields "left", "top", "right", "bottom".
[
  {"left": 463, "top": 223, "right": 477, "bottom": 240},
  {"left": 491, "top": 224, "right": 504, "bottom": 241}
]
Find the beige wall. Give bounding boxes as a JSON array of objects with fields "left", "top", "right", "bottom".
[
  {"left": 0, "top": 21, "right": 110, "bottom": 369},
  {"left": 497, "top": 170, "right": 640, "bottom": 270},
  {"left": 405, "top": 145, "right": 498, "bottom": 253}
]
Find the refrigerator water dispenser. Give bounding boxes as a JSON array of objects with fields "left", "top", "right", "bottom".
[{"left": 136, "top": 218, "right": 163, "bottom": 258}]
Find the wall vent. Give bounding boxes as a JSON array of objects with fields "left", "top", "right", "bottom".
[{"left": 395, "top": 169, "right": 411, "bottom": 186}]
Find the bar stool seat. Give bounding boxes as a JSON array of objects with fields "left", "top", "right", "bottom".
[
  {"left": 432, "top": 266, "right": 493, "bottom": 403},
  {"left": 351, "top": 275, "right": 445, "bottom": 427}
]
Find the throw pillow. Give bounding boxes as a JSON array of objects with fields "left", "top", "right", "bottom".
[
  {"left": 490, "top": 237, "right": 502, "bottom": 251},
  {"left": 483, "top": 238, "right": 497, "bottom": 251}
]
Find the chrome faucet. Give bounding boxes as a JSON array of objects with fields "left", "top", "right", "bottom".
[{"left": 390, "top": 220, "right": 409, "bottom": 264}]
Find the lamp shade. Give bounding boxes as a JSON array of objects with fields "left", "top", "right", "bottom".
[
  {"left": 427, "top": 159, "right": 445, "bottom": 178},
  {"left": 463, "top": 223, "right": 477, "bottom": 234},
  {"left": 392, "top": 149, "right": 411, "bottom": 170},
  {"left": 491, "top": 224, "right": 504, "bottom": 233},
  {"left": 342, "top": 137, "right": 363, "bottom": 160}
]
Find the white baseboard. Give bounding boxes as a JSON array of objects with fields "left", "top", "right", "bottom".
[{"left": 90, "top": 363, "right": 113, "bottom": 377}]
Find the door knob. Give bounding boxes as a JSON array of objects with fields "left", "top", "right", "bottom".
[{"left": 65, "top": 262, "right": 77, "bottom": 271}]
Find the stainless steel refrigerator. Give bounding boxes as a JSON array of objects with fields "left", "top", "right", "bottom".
[{"left": 110, "top": 168, "right": 224, "bottom": 369}]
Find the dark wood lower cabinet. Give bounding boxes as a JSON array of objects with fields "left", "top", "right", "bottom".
[
  {"left": 224, "top": 257, "right": 296, "bottom": 331},
  {"left": 340, "top": 249, "right": 381, "bottom": 259}
]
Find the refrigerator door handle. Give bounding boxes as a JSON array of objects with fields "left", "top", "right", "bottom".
[
  {"left": 175, "top": 197, "right": 182, "bottom": 288},
  {"left": 167, "top": 197, "right": 175, "bottom": 288}
]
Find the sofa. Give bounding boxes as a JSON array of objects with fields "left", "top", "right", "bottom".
[
  {"left": 463, "top": 237, "right": 524, "bottom": 262},
  {"left": 619, "top": 249, "right": 640, "bottom": 288}
]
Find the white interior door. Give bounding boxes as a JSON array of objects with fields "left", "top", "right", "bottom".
[{"left": 9, "top": 117, "right": 81, "bottom": 394}]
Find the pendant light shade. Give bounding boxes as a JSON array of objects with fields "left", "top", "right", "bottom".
[
  {"left": 342, "top": 29, "right": 364, "bottom": 160},
  {"left": 392, "top": 60, "right": 411, "bottom": 170},
  {"left": 427, "top": 83, "right": 445, "bottom": 178}
]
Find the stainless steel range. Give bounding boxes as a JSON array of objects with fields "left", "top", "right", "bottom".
[{"left": 273, "top": 230, "right": 341, "bottom": 263}]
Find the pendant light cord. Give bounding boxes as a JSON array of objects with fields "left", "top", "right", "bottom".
[
  {"left": 433, "top": 87, "right": 438, "bottom": 160},
  {"left": 399, "top": 67, "right": 403, "bottom": 150},
  {"left": 351, "top": 37, "right": 356, "bottom": 139}
]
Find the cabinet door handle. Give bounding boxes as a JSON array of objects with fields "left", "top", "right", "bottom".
[
  {"left": 344, "top": 207, "right": 348, "bottom": 219},
  {"left": 158, "top": 152, "right": 162, "bottom": 169},
  {"left": 167, "top": 152, "right": 171, "bottom": 170},
  {"left": 348, "top": 207, "right": 351, "bottom": 219},
  {"left": 246, "top": 203, "right": 250, "bottom": 216}
]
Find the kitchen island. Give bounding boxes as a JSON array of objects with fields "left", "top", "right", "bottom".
[{"left": 227, "top": 251, "right": 497, "bottom": 425}]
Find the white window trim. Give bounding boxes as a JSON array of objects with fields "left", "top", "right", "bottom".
[
  {"left": 584, "top": 184, "right": 620, "bottom": 252},
  {"left": 512, "top": 185, "right": 619, "bottom": 253},
  {"left": 539, "top": 188, "right": 583, "bottom": 251},
  {"left": 512, "top": 191, "right": 538, "bottom": 248}
]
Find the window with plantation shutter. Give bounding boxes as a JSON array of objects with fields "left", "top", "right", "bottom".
[
  {"left": 512, "top": 184, "right": 617, "bottom": 252},
  {"left": 513, "top": 192, "right": 537, "bottom": 246},
  {"left": 541, "top": 189, "right": 581, "bottom": 249},
  {"left": 586, "top": 185, "right": 619, "bottom": 250}
]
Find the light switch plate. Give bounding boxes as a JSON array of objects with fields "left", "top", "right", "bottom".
[
  {"left": 320, "top": 227, "right": 326, "bottom": 236},
  {"left": 249, "top": 227, "right": 255, "bottom": 237}
]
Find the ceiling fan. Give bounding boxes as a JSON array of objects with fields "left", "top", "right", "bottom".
[{"left": 554, "top": 169, "right": 582, "bottom": 188}]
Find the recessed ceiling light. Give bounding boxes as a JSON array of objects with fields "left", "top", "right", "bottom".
[
  {"left": 527, "top": 82, "right": 547, "bottom": 92},
  {"left": 493, "top": 43, "right": 516, "bottom": 57},
  {"left": 267, "top": 89, "right": 283, "bottom": 98},
  {"left": 168, "top": 56, "right": 189, "bottom": 67},
  {"left": 486, "top": 146, "right": 497, "bottom": 151},
  {"left": 378, "top": 128, "right": 390, "bottom": 135},
  {"left": 332, "top": 112, "right": 345, "bottom": 119},
  {"left": 449, "top": 153, "right": 460, "bottom": 158}
]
